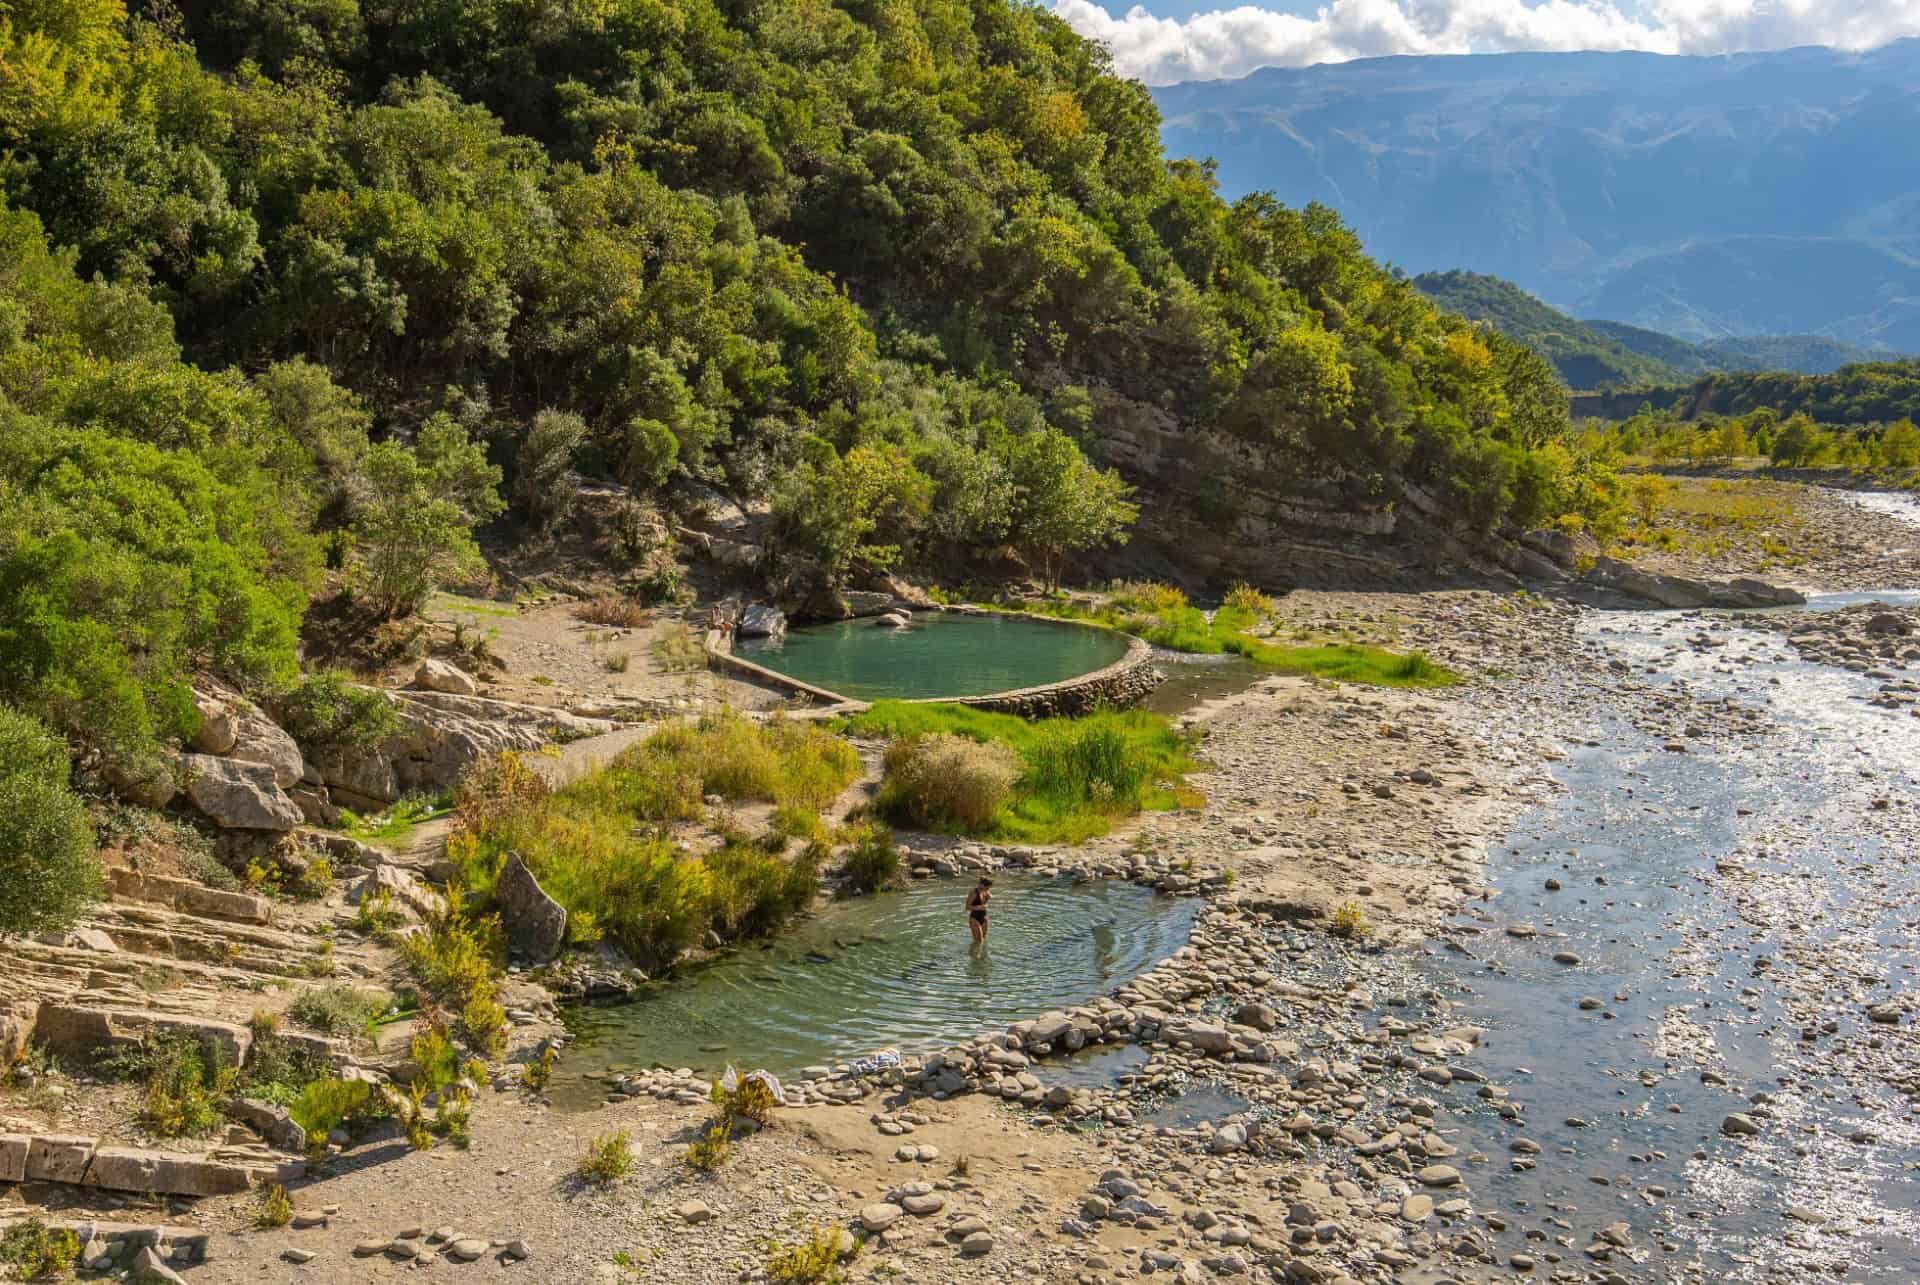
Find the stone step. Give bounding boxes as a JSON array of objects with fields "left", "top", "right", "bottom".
[{"left": 0, "top": 1132, "right": 301, "bottom": 1197}]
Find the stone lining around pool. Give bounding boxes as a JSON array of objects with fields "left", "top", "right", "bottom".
[{"left": 710, "top": 606, "right": 1161, "bottom": 713}]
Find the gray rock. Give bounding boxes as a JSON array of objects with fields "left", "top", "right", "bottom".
[
  {"left": 496, "top": 853, "right": 567, "bottom": 964},
  {"left": 447, "top": 1239, "right": 489, "bottom": 1261},
  {"left": 414, "top": 658, "right": 479, "bottom": 696},
  {"left": 1232, "top": 1002, "right": 1278, "bottom": 1032},
  {"left": 1209, "top": 1123, "right": 1248, "bottom": 1154},
  {"left": 738, "top": 604, "right": 786, "bottom": 639},
  {"left": 960, "top": 1230, "right": 995, "bottom": 1256},
  {"left": 190, "top": 690, "right": 240, "bottom": 754},
  {"left": 226, "top": 711, "right": 305, "bottom": 788},
  {"left": 183, "top": 755, "right": 303, "bottom": 830},
  {"left": 675, "top": 1200, "right": 713, "bottom": 1224},
  {"left": 860, "top": 1203, "right": 904, "bottom": 1232},
  {"left": 1721, "top": 1113, "right": 1763, "bottom": 1137},
  {"left": 132, "top": 1247, "right": 187, "bottom": 1283}
]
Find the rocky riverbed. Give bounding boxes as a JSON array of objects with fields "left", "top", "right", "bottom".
[{"left": 31, "top": 489, "right": 1918, "bottom": 1285}]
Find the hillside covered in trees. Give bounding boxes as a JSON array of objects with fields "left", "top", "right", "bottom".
[
  {"left": 1414, "top": 271, "right": 1894, "bottom": 391},
  {"left": 1412, "top": 270, "right": 1678, "bottom": 389},
  {"left": 0, "top": 0, "right": 1608, "bottom": 814},
  {"left": 1571, "top": 360, "right": 1920, "bottom": 428}
]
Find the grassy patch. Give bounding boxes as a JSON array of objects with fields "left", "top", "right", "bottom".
[
  {"left": 845, "top": 702, "right": 1201, "bottom": 845},
  {"left": 990, "top": 581, "right": 1454, "bottom": 687},
  {"left": 651, "top": 620, "right": 705, "bottom": 672},
  {"left": 288, "top": 985, "right": 392, "bottom": 1043},
  {"left": 1613, "top": 477, "right": 1809, "bottom": 568},
  {"left": 340, "top": 793, "right": 454, "bottom": 847},
  {"left": 444, "top": 715, "right": 858, "bottom": 966}
]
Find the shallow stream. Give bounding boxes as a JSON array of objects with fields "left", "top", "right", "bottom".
[{"left": 1410, "top": 525, "right": 1920, "bottom": 1279}]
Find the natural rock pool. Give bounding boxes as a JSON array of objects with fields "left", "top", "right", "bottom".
[
  {"left": 552, "top": 874, "right": 1200, "bottom": 1107},
  {"left": 734, "top": 610, "right": 1130, "bottom": 700}
]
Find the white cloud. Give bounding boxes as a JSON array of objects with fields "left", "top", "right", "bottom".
[{"left": 1052, "top": 0, "right": 1920, "bottom": 84}]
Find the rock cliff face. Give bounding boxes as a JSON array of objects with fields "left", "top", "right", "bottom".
[{"left": 1091, "top": 391, "right": 1520, "bottom": 588}]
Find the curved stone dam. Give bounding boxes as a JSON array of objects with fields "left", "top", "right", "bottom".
[
  {"left": 734, "top": 610, "right": 1132, "bottom": 702},
  {"left": 551, "top": 874, "right": 1200, "bottom": 1107}
]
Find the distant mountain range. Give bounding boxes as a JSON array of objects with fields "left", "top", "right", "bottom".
[
  {"left": 1411, "top": 270, "right": 1891, "bottom": 390},
  {"left": 1153, "top": 42, "right": 1920, "bottom": 350}
]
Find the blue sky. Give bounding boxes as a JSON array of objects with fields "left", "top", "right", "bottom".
[{"left": 1054, "top": 1, "right": 1920, "bottom": 85}]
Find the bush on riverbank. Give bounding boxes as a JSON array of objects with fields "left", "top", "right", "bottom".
[
  {"left": 849, "top": 703, "right": 1201, "bottom": 845},
  {"left": 446, "top": 715, "right": 858, "bottom": 965},
  {"left": 991, "top": 582, "right": 1455, "bottom": 688},
  {"left": 878, "top": 734, "right": 1020, "bottom": 832}
]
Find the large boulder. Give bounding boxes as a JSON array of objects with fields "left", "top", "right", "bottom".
[
  {"left": 189, "top": 690, "right": 240, "bottom": 754},
  {"left": 305, "top": 691, "right": 613, "bottom": 806},
  {"left": 413, "top": 658, "right": 479, "bottom": 696},
  {"left": 352, "top": 864, "right": 440, "bottom": 921},
  {"left": 1586, "top": 558, "right": 1804, "bottom": 609},
  {"left": 738, "top": 604, "right": 786, "bottom": 639},
  {"left": 225, "top": 712, "right": 305, "bottom": 788},
  {"left": 495, "top": 853, "right": 567, "bottom": 964},
  {"left": 183, "top": 755, "right": 303, "bottom": 830}
]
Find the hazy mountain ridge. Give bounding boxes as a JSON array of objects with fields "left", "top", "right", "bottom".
[
  {"left": 1410, "top": 271, "right": 1889, "bottom": 390},
  {"left": 1155, "top": 42, "right": 1920, "bottom": 347}
]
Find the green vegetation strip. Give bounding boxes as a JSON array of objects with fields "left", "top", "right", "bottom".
[
  {"left": 447, "top": 714, "right": 860, "bottom": 967},
  {"left": 842, "top": 701, "right": 1201, "bottom": 847},
  {"left": 985, "top": 583, "right": 1456, "bottom": 689}
]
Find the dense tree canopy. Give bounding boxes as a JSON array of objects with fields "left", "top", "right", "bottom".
[{"left": 0, "top": 0, "right": 1595, "bottom": 764}]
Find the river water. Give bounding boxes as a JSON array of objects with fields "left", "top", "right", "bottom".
[{"left": 1412, "top": 490, "right": 1920, "bottom": 1282}]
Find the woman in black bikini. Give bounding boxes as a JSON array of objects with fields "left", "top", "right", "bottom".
[{"left": 966, "top": 877, "right": 993, "bottom": 944}]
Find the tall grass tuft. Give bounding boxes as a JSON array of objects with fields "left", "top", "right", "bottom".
[{"left": 849, "top": 702, "right": 1200, "bottom": 845}]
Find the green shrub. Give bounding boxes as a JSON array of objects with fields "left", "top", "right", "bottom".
[
  {"left": 400, "top": 1081, "right": 433, "bottom": 1150},
  {"left": 256, "top": 1182, "right": 293, "bottom": 1228},
  {"left": 354, "top": 418, "right": 504, "bottom": 619},
  {"left": 876, "top": 733, "right": 1018, "bottom": 833},
  {"left": 238, "top": 1030, "right": 331, "bottom": 1104},
  {"left": 0, "top": 1217, "right": 81, "bottom": 1280},
  {"left": 288, "top": 1077, "right": 377, "bottom": 1150},
  {"left": 111, "top": 1034, "right": 233, "bottom": 1138},
  {"left": 579, "top": 1129, "right": 635, "bottom": 1185},
  {"left": 704, "top": 841, "right": 818, "bottom": 939},
  {"left": 765, "top": 1225, "right": 855, "bottom": 1285},
  {"left": 288, "top": 985, "right": 390, "bottom": 1042},
  {"left": 409, "top": 1024, "right": 460, "bottom": 1092},
  {"left": 273, "top": 670, "right": 400, "bottom": 752},
  {"left": 515, "top": 409, "right": 586, "bottom": 530},
  {"left": 1330, "top": 900, "right": 1370, "bottom": 940},
  {"left": 683, "top": 1120, "right": 730, "bottom": 1172},
  {"left": 837, "top": 823, "right": 902, "bottom": 895},
  {"left": 0, "top": 426, "right": 307, "bottom": 762},
  {"left": 0, "top": 707, "right": 101, "bottom": 937},
  {"left": 712, "top": 1074, "right": 778, "bottom": 1127},
  {"left": 459, "top": 991, "right": 508, "bottom": 1057},
  {"left": 521, "top": 1045, "right": 557, "bottom": 1092}
]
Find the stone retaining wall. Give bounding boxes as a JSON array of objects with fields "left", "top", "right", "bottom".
[
  {"left": 702, "top": 630, "right": 852, "bottom": 705},
  {"left": 909, "top": 629, "right": 1160, "bottom": 717}
]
